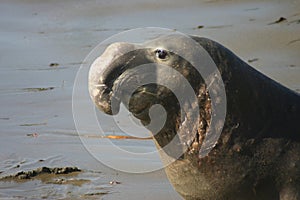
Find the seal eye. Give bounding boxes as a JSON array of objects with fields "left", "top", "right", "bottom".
[{"left": 155, "top": 49, "right": 168, "bottom": 60}]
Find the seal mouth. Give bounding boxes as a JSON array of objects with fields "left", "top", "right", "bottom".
[{"left": 90, "top": 83, "right": 119, "bottom": 115}]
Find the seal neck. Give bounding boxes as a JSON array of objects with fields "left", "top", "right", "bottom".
[{"left": 196, "top": 37, "right": 300, "bottom": 143}]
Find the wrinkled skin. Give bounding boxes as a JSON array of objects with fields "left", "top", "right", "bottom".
[{"left": 89, "top": 35, "right": 300, "bottom": 200}]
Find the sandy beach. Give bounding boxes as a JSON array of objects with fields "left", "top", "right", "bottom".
[{"left": 0, "top": 0, "right": 299, "bottom": 199}]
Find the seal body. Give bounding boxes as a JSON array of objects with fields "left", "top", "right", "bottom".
[{"left": 89, "top": 35, "right": 300, "bottom": 200}]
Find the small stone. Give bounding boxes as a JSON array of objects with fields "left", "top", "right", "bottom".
[
  {"left": 274, "top": 17, "right": 287, "bottom": 23},
  {"left": 268, "top": 17, "right": 287, "bottom": 25},
  {"left": 49, "top": 63, "right": 59, "bottom": 67}
]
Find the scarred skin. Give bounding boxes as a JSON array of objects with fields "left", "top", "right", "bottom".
[{"left": 89, "top": 35, "right": 300, "bottom": 200}]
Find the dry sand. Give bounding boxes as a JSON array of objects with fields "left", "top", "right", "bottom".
[{"left": 0, "top": 0, "right": 299, "bottom": 199}]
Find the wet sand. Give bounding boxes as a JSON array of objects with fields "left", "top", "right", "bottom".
[{"left": 0, "top": 0, "right": 299, "bottom": 199}]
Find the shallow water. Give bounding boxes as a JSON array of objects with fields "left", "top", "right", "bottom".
[{"left": 0, "top": 0, "right": 299, "bottom": 199}]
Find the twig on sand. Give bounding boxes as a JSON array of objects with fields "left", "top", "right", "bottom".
[{"left": 85, "top": 134, "right": 153, "bottom": 140}]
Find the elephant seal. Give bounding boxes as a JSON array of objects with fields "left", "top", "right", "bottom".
[{"left": 88, "top": 35, "right": 300, "bottom": 200}]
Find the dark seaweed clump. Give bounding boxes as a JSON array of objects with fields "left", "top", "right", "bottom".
[{"left": 1, "top": 167, "right": 81, "bottom": 180}]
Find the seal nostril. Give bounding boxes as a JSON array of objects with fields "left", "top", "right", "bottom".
[{"left": 155, "top": 49, "right": 168, "bottom": 60}]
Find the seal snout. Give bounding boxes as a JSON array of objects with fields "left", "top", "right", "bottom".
[{"left": 89, "top": 42, "right": 136, "bottom": 115}]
